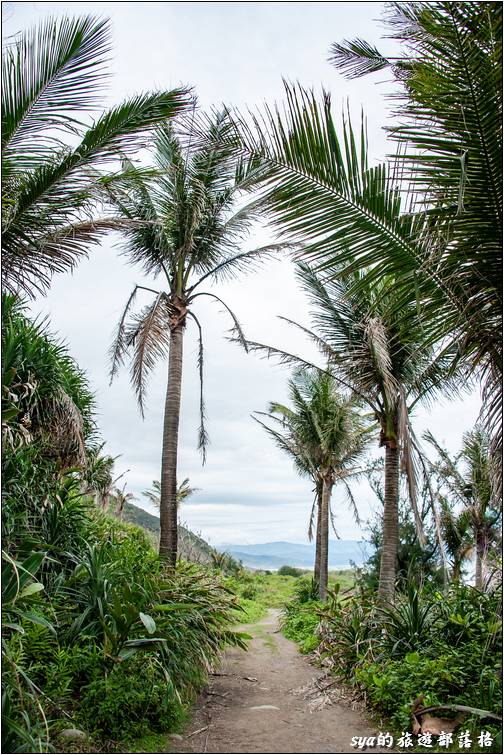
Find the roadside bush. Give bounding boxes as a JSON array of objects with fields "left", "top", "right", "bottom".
[
  {"left": 278, "top": 565, "right": 304, "bottom": 577},
  {"left": 314, "top": 581, "right": 502, "bottom": 735},
  {"left": 281, "top": 601, "right": 321, "bottom": 653},
  {"left": 78, "top": 656, "right": 183, "bottom": 740},
  {"left": 293, "top": 576, "right": 320, "bottom": 603}
]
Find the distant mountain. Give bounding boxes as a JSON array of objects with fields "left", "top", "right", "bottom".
[
  {"left": 218, "top": 540, "right": 369, "bottom": 570},
  {"left": 121, "top": 502, "right": 215, "bottom": 565}
]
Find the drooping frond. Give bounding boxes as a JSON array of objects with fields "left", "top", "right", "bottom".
[
  {"left": 191, "top": 291, "right": 248, "bottom": 353},
  {"left": 125, "top": 293, "right": 171, "bottom": 417},
  {"left": 187, "top": 310, "right": 208, "bottom": 463},
  {"left": 109, "top": 285, "right": 141, "bottom": 383}
]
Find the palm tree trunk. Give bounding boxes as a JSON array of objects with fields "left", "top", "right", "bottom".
[
  {"left": 378, "top": 443, "right": 399, "bottom": 602},
  {"left": 475, "top": 531, "right": 486, "bottom": 591},
  {"left": 319, "top": 476, "right": 332, "bottom": 601},
  {"left": 452, "top": 559, "right": 462, "bottom": 584},
  {"left": 314, "top": 483, "right": 322, "bottom": 586},
  {"left": 159, "top": 324, "right": 184, "bottom": 565}
]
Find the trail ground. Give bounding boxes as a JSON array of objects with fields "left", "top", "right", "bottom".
[{"left": 169, "top": 609, "right": 386, "bottom": 754}]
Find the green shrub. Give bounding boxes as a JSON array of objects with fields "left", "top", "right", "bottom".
[
  {"left": 281, "top": 600, "right": 321, "bottom": 652},
  {"left": 315, "top": 581, "right": 502, "bottom": 735},
  {"left": 293, "top": 576, "right": 319, "bottom": 603},
  {"left": 79, "top": 657, "right": 183, "bottom": 740},
  {"left": 278, "top": 565, "right": 303, "bottom": 577}
]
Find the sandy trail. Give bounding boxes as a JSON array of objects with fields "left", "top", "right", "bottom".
[{"left": 169, "top": 608, "right": 388, "bottom": 754}]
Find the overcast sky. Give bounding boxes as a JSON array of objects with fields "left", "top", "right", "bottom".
[{"left": 5, "top": 2, "right": 481, "bottom": 546}]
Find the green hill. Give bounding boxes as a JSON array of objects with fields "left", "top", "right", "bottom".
[{"left": 121, "top": 502, "right": 215, "bottom": 565}]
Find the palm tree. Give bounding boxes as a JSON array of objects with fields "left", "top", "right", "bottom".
[
  {"left": 225, "top": 2, "right": 501, "bottom": 488},
  {"left": 244, "top": 264, "right": 455, "bottom": 601},
  {"left": 142, "top": 478, "right": 200, "bottom": 508},
  {"left": 82, "top": 443, "right": 124, "bottom": 510},
  {"left": 255, "top": 369, "right": 369, "bottom": 600},
  {"left": 329, "top": 1, "right": 502, "bottom": 486},
  {"left": 109, "top": 116, "right": 277, "bottom": 565},
  {"left": 438, "top": 498, "right": 473, "bottom": 585},
  {"left": 112, "top": 483, "right": 136, "bottom": 519},
  {"left": 2, "top": 15, "right": 189, "bottom": 298},
  {"left": 425, "top": 428, "right": 501, "bottom": 590}
]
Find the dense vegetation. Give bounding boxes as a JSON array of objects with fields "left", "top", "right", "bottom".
[
  {"left": 280, "top": 509, "right": 502, "bottom": 750},
  {"left": 1, "top": 299, "right": 248, "bottom": 752}
]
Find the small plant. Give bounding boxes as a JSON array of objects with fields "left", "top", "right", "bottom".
[
  {"left": 79, "top": 656, "right": 182, "bottom": 740},
  {"left": 293, "top": 577, "right": 320, "bottom": 603},
  {"left": 377, "top": 582, "right": 437, "bottom": 657}
]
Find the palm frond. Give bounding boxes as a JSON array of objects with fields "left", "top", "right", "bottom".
[
  {"left": 191, "top": 291, "right": 248, "bottom": 353},
  {"left": 187, "top": 310, "right": 208, "bottom": 464},
  {"left": 328, "top": 38, "right": 393, "bottom": 79},
  {"left": 126, "top": 293, "right": 171, "bottom": 417},
  {"left": 3, "top": 80, "right": 190, "bottom": 297},
  {"left": 109, "top": 285, "right": 141, "bottom": 383},
  {"left": 2, "top": 15, "right": 111, "bottom": 161}
]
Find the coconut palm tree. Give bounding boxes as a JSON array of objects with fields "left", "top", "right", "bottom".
[
  {"left": 254, "top": 391, "right": 322, "bottom": 580},
  {"left": 425, "top": 428, "right": 501, "bottom": 590},
  {"left": 438, "top": 498, "right": 473, "bottom": 585},
  {"left": 329, "top": 1, "right": 502, "bottom": 487},
  {"left": 2, "top": 14, "right": 189, "bottom": 298},
  {"left": 142, "top": 478, "right": 200, "bottom": 508},
  {"left": 255, "top": 369, "right": 370, "bottom": 600},
  {"left": 225, "top": 2, "right": 501, "bottom": 490},
  {"left": 82, "top": 443, "right": 125, "bottom": 510},
  {"left": 244, "top": 264, "right": 457, "bottom": 601},
  {"left": 109, "top": 116, "right": 277, "bottom": 565},
  {"left": 112, "top": 483, "right": 136, "bottom": 519}
]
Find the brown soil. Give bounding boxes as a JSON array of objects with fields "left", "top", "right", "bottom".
[{"left": 169, "top": 609, "right": 390, "bottom": 754}]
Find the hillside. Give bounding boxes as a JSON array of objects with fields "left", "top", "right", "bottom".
[{"left": 121, "top": 502, "right": 215, "bottom": 565}]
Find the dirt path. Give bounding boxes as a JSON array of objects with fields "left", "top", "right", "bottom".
[{"left": 169, "top": 609, "right": 386, "bottom": 754}]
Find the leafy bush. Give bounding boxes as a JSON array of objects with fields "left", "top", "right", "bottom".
[
  {"left": 315, "top": 581, "right": 502, "bottom": 735},
  {"left": 282, "top": 601, "right": 321, "bottom": 653},
  {"left": 278, "top": 565, "right": 304, "bottom": 577},
  {"left": 293, "top": 576, "right": 320, "bottom": 603},
  {"left": 79, "top": 657, "right": 183, "bottom": 740}
]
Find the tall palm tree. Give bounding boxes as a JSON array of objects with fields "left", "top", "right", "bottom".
[
  {"left": 2, "top": 15, "right": 189, "bottom": 298},
  {"left": 329, "top": 1, "right": 502, "bottom": 489},
  {"left": 255, "top": 369, "right": 369, "bottom": 600},
  {"left": 225, "top": 2, "right": 501, "bottom": 489},
  {"left": 425, "top": 428, "right": 501, "bottom": 590},
  {"left": 109, "top": 116, "right": 277, "bottom": 565},
  {"left": 244, "top": 264, "right": 456, "bottom": 601}
]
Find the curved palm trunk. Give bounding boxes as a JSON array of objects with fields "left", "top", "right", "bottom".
[
  {"left": 378, "top": 444, "right": 399, "bottom": 602},
  {"left": 159, "top": 324, "right": 184, "bottom": 565},
  {"left": 319, "top": 476, "right": 333, "bottom": 601},
  {"left": 314, "top": 482, "right": 322, "bottom": 586}
]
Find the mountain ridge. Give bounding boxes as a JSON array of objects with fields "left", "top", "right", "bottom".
[{"left": 217, "top": 539, "right": 369, "bottom": 570}]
